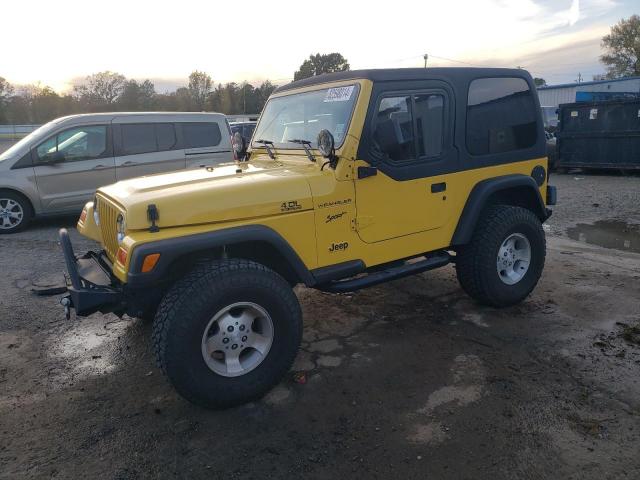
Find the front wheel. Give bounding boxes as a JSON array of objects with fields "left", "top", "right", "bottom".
[
  {"left": 152, "top": 259, "right": 302, "bottom": 409},
  {"left": 456, "top": 205, "right": 546, "bottom": 307},
  {"left": 0, "top": 191, "right": 32, "bottom": 234}
]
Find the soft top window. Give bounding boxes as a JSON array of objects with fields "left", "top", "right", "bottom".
[{"left": 466, "top": 77, "right": 537, "bottom": 155}]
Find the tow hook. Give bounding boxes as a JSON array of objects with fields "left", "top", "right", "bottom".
[{"left": 61, "top": 296, "right": 72, "bottom": 320}]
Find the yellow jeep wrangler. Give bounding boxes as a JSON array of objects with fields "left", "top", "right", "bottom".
[{"left": 59, "top": 68, "right": 556, "bottom": 408}]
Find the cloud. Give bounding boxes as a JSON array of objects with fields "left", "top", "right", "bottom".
[
  {"left": 569, "top": 0, "right": 580, "bottom": 26},
  {"left": 1, "top": 0, "right": 629, "bottom": 91}
]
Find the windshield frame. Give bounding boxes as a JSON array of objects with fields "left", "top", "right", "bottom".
[{"left": 251, "top": 82, "right": 361, "bottom": 152}]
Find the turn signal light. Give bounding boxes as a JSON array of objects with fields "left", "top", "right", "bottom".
[
  {"left": 116, "top": 247, "right": 128, "bottom": 266},
  {"left": 79, "top": 209, "right": 87, "bottom": 223},
  {"left": 141, "top": 253, "right": 161, "bottom": 273}
]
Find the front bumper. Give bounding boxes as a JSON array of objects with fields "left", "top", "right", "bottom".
[
  {"left": 59, "top": 228, "right": 123, "bottom": 317},
  {"left": 546, "top": 185, "right": 557, "bottom": 206}
]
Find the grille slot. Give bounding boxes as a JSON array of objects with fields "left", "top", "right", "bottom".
[{"left": 96, "top": 196, "right": 120, "bottom": 261}]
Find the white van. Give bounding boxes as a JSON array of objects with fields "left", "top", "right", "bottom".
[{"left": 0, "top": 112, "right": 233, "bottom": 233}]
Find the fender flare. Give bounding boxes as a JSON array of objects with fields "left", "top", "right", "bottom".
[
  {"left": 127, "top": 225, "right": 315, "bottom": 287},
  {"left": 451, "top": 174, "right": 546, "bottom": 246}
]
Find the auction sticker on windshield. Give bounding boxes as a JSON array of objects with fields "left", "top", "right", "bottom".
[{"left": 324, "top": 86, "right": 355, "bottom": 102}]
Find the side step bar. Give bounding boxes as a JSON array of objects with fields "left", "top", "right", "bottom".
[{"left": 318, "top": 252, "right": 452, "bottom": 293}]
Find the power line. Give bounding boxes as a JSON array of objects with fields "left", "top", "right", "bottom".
[{"left": 427, "top": 54, "right": 480, "bottom": 67}]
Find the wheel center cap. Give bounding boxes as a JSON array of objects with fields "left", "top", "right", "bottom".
[{"left": 221, "top": 318, "right": 249, "bottom": 344}]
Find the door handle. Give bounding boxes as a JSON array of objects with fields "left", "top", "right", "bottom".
[
  {"left": 92, "top": 164, "right": 108, "bottom": 170},
  {"left": 431, "top": 182, "right": 447, "bottom": 193},
  {"left": 122, "top": 161, "right": 138, "bottom": 166}
]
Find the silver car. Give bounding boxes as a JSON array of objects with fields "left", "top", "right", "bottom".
[{"left": 0, "top": 112, "right": 233, "bottom": 233}]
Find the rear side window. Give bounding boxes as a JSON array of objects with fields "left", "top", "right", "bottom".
[
  {"left": 466, "top": 77, "right": 537, "bottom": 155},
  {"left": 120, "top": 123, "right": 177, "bottom": 155},
  {"left": 373, "top": 93, "right": 444, "bottom": 163},
  {"left": 183, "top": 122, "right": 222, "bottom": 148},
  {"left": 121, "top": 124, "right": 156, "bottom": 155},
  {"left": 156, "top": 123, "right": 177, "bottom": 151}
]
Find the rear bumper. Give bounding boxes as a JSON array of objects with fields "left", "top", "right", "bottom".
[{"left": 59, "top": 228, "right": 123, "bottom": 317}]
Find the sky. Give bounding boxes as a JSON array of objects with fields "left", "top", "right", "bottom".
[{"left": 0, "top": 0, "right": 636, "bottom": 92}]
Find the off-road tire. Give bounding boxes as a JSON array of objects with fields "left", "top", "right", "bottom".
[
  {"left": 0, "top": 190, "right": 33, "bottom": 234},
  {"left": 456, "top": 205, "right": 546, "bottom": 307},
  {"left": 152, "top": 259, "right": 302, "bottom": 409}
]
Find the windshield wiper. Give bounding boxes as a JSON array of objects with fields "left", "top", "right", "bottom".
[
  {"left": 255, "top": 139, "right": 276, "bottom": 160},
  {"left": 287, "top": 139, "right": 316, "bottom": 162}
]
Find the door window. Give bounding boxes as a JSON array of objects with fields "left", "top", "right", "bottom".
[
  {"left": 243, "top": 124, "right": 256, "bottom": 139},
  {"left": 36, "top": 125, "right": 108, "bottom": 163},
  {"left": 183, "top": 122, "right": 222, "bottom": 148},
  {"left": 373, "top": 93, "right": 444, "bottom": 163}
]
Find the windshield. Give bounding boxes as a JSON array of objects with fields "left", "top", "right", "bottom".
[
  {"left": 252, "top": 84, "right": 360, "bottom": 150},
  {"left": 0, "top": 122, "right": 57, "bottom": 162}
]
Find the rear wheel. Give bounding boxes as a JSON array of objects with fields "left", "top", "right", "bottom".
[
  {"left": 456, "top": 205, "right": 546, "bottom": 307},
  {"left": 0, "top": 191, "right": 32, "bottom": 234},
  {"left": 152, "top": 259, "right": 302, "bottom": 409}
]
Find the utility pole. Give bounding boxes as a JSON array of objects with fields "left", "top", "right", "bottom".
[{"left": 423, "top": 53, "right": 429, "bottom": 68}]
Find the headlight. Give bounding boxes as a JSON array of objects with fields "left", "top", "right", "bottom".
[
  {"left": 116, "top": 213, "right": 126, "bottom": 244},
  {"left": 93, "top": 196, "right": 100, "bottom": 225}
]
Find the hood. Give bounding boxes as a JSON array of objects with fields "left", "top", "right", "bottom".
[{"left": 99, "top": 159, "right": 316, "bottom": 230}]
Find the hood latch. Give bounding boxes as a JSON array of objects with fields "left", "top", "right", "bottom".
[{"left": 147, "top": 204, "right": 160, "bottom": 233}]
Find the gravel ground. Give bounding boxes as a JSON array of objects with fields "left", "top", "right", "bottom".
[{"left": 1, "top": 173, "right": 639, "bottom": 479}]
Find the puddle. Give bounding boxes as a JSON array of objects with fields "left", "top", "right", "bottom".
[{"left": 567, "top": 220, "right": 640, "bottom": 253}]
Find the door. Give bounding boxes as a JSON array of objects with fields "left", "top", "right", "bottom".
[
  {"left": 33, "top": 124, "right": 116, "bottom": 213},
  {"left": 114, "top": 123, "right": 185, "bottom": 180},
  {"left": 354, "top": 88, "right": 455, "bottom": 243},
  {"left": 182, "top": 121, "right": 233, "bottom": 168}
]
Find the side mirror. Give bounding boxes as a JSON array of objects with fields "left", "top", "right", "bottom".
[{"left": 232, "top": 132, "right": 247, "bottom": 160}]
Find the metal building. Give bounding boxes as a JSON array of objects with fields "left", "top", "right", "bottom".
[{"left": 537, "top": 76, "right": 640, "bottom": 108}]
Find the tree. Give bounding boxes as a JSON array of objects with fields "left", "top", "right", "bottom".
[
  {"left": 30, "top": 86, "right": 64, "bottom": 123},
  {"left": 0, "top": 76, "right": 14, "bottom": 123},
  {"left": 533, "top": 77, "right": 547, "bottom": 87},
  {"left": 188, "top": 71, "right": 212, "bottom": 110},
  {"left": 294, "top": 53, "right": 350, "bottom": 81},
  {"left": 74, "top": 71, "right": 127, "bottom": 107},
  {"left": 256, "top": 81, "right": 277, "bottom": 109},
  {"left": 600, "top": 15, "right": 640, "bottom": 79},
  {"left": 118, "top": 79, "right": 156, "bottom": 111},
  {"left": 0, "top": 77, "right": 13, "bottom": 103}
]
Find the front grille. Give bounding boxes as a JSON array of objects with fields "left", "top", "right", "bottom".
[{"left": 96, "top": 195, "right": 121, "bottom": 261}]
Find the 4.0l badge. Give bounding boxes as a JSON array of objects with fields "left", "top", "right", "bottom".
[{"left": 281, "top": 200, "right": 302, "bottom": 212}]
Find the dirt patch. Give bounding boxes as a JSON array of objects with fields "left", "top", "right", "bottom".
[{"left": 2, "top": 173, "right": 640, "bottom": 479}]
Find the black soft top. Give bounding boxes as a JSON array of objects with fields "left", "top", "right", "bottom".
[{"left": 275, "top": 67, "right": 532, "bottom": 93}]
